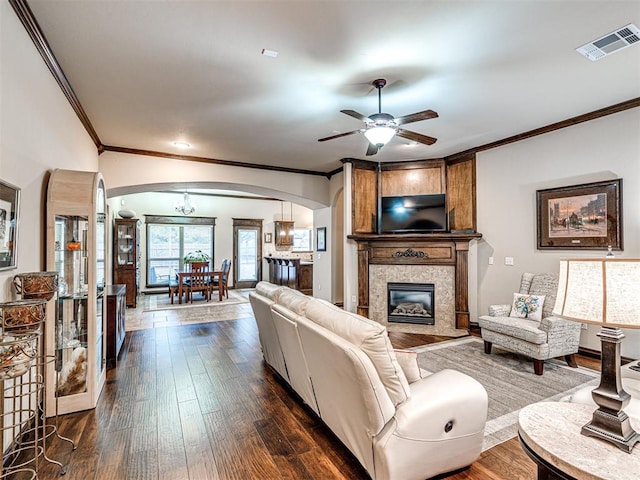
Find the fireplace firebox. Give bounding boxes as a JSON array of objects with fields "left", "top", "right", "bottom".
[{"left": 387, "top": 282, "right": 435, "bottom": 325}]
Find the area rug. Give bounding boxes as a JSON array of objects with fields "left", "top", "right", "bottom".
[
  {"left": 412, "top": 337, "right": 600, "bottom": 451},
  {"left": 143, "top": 290, "right": 249, "bottom": 312}
]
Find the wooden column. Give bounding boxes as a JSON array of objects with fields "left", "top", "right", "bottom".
[
  {"left": 356, "top": 242, "right": 370, "bottom": 317},
  {"left": 454, "top": 241, "right": 470, "bottom": 330}
]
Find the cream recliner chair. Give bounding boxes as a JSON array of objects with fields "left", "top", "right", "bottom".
[{"left": 478, "top": 272, "right": 582, "bottom": 375}]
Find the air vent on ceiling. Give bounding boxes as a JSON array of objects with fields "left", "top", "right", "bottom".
[{"left": 576, "top": 24, "right": 639, "bottom": 61}]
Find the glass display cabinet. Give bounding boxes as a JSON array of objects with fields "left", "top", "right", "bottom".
[
  {"left": 45, "top": 169, "right": 107, "bottom": 416},
  {"left": 113, "top": 218, "right": 140, "bottom": 307}
]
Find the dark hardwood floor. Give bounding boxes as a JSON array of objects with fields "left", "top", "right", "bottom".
[{"left": 30, "top": 318, "right": 601, "bottom": 480}]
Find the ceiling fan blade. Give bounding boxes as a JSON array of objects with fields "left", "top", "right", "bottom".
[
  {"left": 396, "top": 128, "right": 437, "bottom": 145},
  {"left": 341, "top": 109, "right": 372, "bottom": 122},
  {"left": 365, "top": 142, "right": 379, "bottom": 156},
  {"left": 318, "top": 130, "right": 360, "bottom": 142},
  {"left": 394, "top": 109, "right": 438, "bottom": 125}
]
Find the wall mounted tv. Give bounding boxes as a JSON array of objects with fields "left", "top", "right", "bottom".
[{"left": 379, "top": 194, "right": 448, "bottom": 233}]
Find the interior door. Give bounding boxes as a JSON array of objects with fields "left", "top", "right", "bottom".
[{"left": 233, "top": 219, "right": 262, "bottom": 289}]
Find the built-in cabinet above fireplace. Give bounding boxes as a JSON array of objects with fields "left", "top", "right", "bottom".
[
  {"left": 344, "top": 154, "right": 479, "bottom": 334},
  {"left": 343, "top": 155, "right": 476, "bottom": 235}
]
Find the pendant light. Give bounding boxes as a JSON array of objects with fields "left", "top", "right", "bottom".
[
  {"left": 288, "top": 202, "right": 295, "bottom": 236},
  {"left": 280, "top": 202, "right": 287, "bottom": 235}
]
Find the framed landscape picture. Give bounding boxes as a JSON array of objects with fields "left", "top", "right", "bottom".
[
  {"left": 0, "top": 179, "right": 20, "bottom": 270},
  {"left": 536, "top": 179, "right": 622, "bottom": 250}
]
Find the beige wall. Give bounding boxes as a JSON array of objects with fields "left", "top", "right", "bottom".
[
  {"left": 0, "top": 1, "right": 99, "bottom": 452},
  {"left": 476, "top": 108, "right": 640, "bottom": 357},
  {"left": 99, "top": 151, "right": 330, "bottom": 210},
  {"left": 1, "top": 2, "right": 99, "bottom": 300}
]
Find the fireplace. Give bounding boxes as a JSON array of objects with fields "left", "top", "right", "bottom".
[{"left": 387, "top": 282, "right": 435, "bottom": 325}]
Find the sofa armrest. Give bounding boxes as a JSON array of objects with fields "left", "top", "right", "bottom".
[
  {"left": 393, "top": 369, "right": 488, "bottom": 440},
  {"left": 488, "top": 304, "right": 511, "bottom": 317},
  {"left": 539, "top": 315, "right": 582, "bottom": 337}
]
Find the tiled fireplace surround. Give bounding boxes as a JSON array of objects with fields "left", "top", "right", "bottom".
[{"left": 349, "top": 233, "right": 481, "bottom": 337}]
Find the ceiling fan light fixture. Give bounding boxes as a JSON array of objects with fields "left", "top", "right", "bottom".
[{"left": 364, "top": 126, "right": 396, "bottom": 147}]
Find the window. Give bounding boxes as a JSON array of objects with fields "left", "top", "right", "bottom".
[
  {"left": 292, "top": 228, "right": 312, "bottom": 252},
  {"left": 145, "top": 216, "right": 215, "bottom": 287}
]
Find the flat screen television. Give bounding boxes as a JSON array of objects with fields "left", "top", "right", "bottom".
[{"left": 379, "top": 194, "right": 448, "bottom": 233}]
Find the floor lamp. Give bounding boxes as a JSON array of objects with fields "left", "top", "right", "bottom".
[{"left": 553, "top": 258, "right": 640, "bottom": 453}]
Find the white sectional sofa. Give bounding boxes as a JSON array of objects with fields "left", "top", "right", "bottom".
[{"left": 249, "top": 281, "right": 488, "bottom": 480}]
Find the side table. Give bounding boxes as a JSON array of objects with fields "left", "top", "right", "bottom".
[{"left": 518, "top": 402, "right": 640, "bottom": 480}]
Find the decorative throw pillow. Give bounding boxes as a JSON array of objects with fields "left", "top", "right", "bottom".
[{"left": 509, "top": 293, "right": 546, "bottom": 321}]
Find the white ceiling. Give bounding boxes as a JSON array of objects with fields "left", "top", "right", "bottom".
[{"left": 28, "top": 1, "right": 640, "bottom": 174}]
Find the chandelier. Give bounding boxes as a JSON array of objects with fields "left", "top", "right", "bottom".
[{"left": 175, "top": 192, "right": 196, "bottom": 215}]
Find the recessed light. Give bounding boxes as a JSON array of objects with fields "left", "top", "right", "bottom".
[
  {"left": 261, "top": 49, "right": 279, "bottom": 58},
  {"left": 173, "top": 141, "right": 191, "bottom": 149}
]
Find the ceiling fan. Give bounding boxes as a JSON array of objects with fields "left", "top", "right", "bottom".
[{"left": 318, "top": 79, "right": 438, "bottom": 156}]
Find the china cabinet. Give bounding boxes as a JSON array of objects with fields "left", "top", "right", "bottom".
[
  {"left": 113, "top": 218, "right": 140, "bottom": 307},
  {"left": 45, "top": 169, "right": 107, "bottom": 416}
]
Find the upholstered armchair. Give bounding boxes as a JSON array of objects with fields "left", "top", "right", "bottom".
[{"left": 478, "top": 272, "right": 582, "bottom": 375}]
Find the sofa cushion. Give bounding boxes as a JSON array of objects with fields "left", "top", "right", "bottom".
[
  {"left": 509, "top": 293, "right": 546, "bottom": 322},
  {"left": 304, "top": 298, "right": 410, "bottom": 406},
  {"left": 256, "top": 281, "right": 285, "bottom": 301},
  {"left": 478, "top": 315, "right": 547, "bottom": 344},
  {"left": 277, "top": 289, "right": 310, "bottom": 315}
]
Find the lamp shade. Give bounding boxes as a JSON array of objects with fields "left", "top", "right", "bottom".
[
  {"left": 553, "top": 258, "right": 640, "bottom": 328},
  {"left": 364, "top": 126, "right": 396, "bottom": 146}
]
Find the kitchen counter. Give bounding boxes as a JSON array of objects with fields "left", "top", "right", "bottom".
[{"left": 264, "top": 257, "right": 313, "bottom": 294}]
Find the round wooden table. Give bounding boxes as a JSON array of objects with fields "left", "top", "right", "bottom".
[{"left": 518, "top": 402, "right": 640, "bottom": 480}]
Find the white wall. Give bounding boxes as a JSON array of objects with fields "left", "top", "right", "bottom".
[
  {"left": 342, "top": 163, "right": 359, "bottom": 313},
  {"left": 109, "top": 192, "right": 313, "bottom": 289},
  {"left": 99, "top": 151, "right": 330, "bottom": 210},
  {"left": 0, "top": 2, "right": 99, "bottom": 452},
  {"left": 476, "top": 108, "right": 640, "bottom": 357},
  {"left": 330, "top": 174, "right": 344, "bottom": 304},
  {"left": 1, "top": 2, "right": 99, "bottom": 297},
  {"left": 312, "top": 206, "right": 332, "bottom": 301}
]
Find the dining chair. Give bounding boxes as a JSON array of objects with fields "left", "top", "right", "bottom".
[
  {"left": 186, "top": 261, "right": 211, "bottom": 303},
  {"left": 211, "top": 259, "right": 231, "bottom": 299}
]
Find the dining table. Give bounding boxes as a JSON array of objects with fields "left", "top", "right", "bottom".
[{"left": 176, "top": 270, "right": 224, "bottom": 304}]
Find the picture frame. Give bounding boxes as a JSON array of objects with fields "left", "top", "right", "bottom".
[
  {"left": 536, "top": 179, "right": 622, "bottom": 250},
  {"left": 0, "top": 179, "right": 20, "bottom": 270},
  {"left": 264, "top": 232, "right": 272, "bottom": 244},
  {"left": 316, "top": 227, "right": 326, "bottom": 252}
]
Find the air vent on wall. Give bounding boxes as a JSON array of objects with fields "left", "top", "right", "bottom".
[{"left": 576, "top": 24, "right": 640, "bottom": 61}]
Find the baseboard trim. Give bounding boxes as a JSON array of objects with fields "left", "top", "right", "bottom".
[{"left": 578, "top": 346, "right": 635, "bottom": 365}]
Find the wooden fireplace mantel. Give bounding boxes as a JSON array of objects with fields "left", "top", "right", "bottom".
[{"left": 347, "top": 232, "right": 482, "bottom": 330}]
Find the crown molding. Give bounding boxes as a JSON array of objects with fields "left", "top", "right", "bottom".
[
  {"left": 446, "top": 97, "right": 640, "bottom": 162},
  {"left": 102, "top": 145, "right": 329, "bottom": 178},
  {"left": 10, "top": 0, "right": 102, "bottom": 150},
  {"left": 12, "top": 0, "right": 639, "bottom": 178}
]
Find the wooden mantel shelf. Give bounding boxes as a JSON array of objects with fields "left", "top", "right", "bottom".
[
  {"left": 348, "top": 232, "right": 482, "bottom": 330},
  {"left": 347, "top": 232, "right": 483, "bottom": 242}
]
